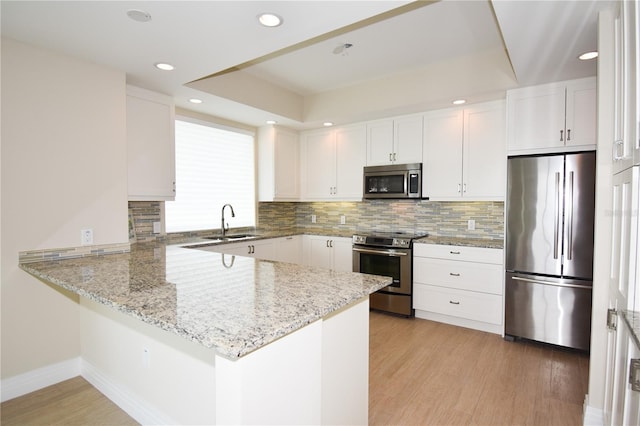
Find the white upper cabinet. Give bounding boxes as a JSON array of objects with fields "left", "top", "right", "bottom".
[
  {"left": 335, "top": 125, "right": 367, "bottom": 199},
  {"left": 126, "top": 85, "right": 176, "bottom": 201},
  {"left": 423, "top": 101, "right": 506, "bottom": 200},
  {"left": 366, "top": 115, "right": 423, "bottom": 166},
  {"left": 300, "top": 124, "right": 366, "bottom": 201},
  {"left": 422, "top": 108, "right": 463, "bottom": 199},
  {"left": 613, "top": 0, "right": 640, "bottom": 173},
  {"left": 258, "top": 125, "right": 299, "bottom": 201},
  {"left": 506, "top": 77, "right": 596, "bottom": 154}
]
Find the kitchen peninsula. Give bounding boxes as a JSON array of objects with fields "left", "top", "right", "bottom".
[{"left": 19, "top": 240, "right": 391, "bottom": 425}]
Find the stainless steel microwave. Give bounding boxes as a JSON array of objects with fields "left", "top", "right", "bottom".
[{"left": 363, "top": 163, "right": 422, "bottom": 199}]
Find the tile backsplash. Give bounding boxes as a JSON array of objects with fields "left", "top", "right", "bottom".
[{"left": 129, "top": 200, "right": 504, "bottom": 241}]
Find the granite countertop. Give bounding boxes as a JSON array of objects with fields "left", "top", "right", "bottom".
[
  {"left": 414, "top": 235, "right": 504, "bottom": 249},
  {"left": 19, "top": 241, "right": 391, "bottom": 359}
]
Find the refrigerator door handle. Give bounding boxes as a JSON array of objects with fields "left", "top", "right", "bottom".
[
  {"left": 512, "top": 276, "right": 592, "bottom": 290},
  {"left": 554, "top": 172, "right": 561, "bottom": 259},
  {"left": 567, "top": 171, "right": 574, "bottom": 260}
]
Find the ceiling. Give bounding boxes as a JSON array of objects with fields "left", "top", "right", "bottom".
[{"left": 1, "top": 0, "right": 615, "bottom": 130}]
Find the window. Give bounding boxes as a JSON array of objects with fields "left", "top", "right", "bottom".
[{"left": 166, "top": 118, "right": 255, "bottom": 233}]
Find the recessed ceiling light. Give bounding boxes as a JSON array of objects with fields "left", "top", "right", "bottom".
[
  {"left": 189, "top": 98, "right": 203, "bottom": 104},
  {"left": 258, "top": 13, "right": 282, "bottom": 27},
  {"left": 579, "top": 51, "right": 598, "bottom": 60},
  {"left": 126, "top": 9, "right": 151, "bottom": 23},
  {"left": 266, "top": 120, "right": 277, "bottom": 125},
  {"left": 452, "top": 99, "right": 466, "bottom": 105},
  {"left": 154, "top": 62, "right": 175, "bottom": 71},
  {"left": 333, "top": 43, "right": 354, "bottom": 55},
  {"left": 323, "top": 122, "right": 334, "bottom": 127}
]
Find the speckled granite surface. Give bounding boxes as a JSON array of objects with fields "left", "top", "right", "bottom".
[
  {"left": 414, "top": 235, "right": 504, "bottom": 249},
  {"left": 19, "top": 241, "right": 391, "bottom": 359}
]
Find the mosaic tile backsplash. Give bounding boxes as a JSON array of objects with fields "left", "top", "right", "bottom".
[{"left": 130, "top": 200, "right": 504, "bottom": 241}]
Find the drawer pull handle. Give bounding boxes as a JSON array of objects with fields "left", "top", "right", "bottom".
[
  {"left": 449, "top": 251, "right": 460, "bottom": 255},
  {"left": 449, "top": 300, "right": 460, "bottom": 305},
  {"left": 449, "top": 273, "right": 460, "bottom": 277}
]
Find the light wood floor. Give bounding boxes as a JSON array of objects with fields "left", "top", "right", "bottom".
[
  {"left": 2, "top": 313, "right": 589, "bottom": 425},
  {"left": 369, "top": 312, "right": 590, "bottom": 425}
]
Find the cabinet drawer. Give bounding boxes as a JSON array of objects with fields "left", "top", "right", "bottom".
[
  {"left": 413, "top": 244, "right": 503, "bottom": 264},
  {"left": 413, "top": 283, "right": 502, "bottom": 325},
  {"left": 413, "top": 257, "right": 503, "bottom": 294}
]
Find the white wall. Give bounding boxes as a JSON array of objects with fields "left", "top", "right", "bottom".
[{"left": 0, "top": 38, "right": 128, "bottom": 382}]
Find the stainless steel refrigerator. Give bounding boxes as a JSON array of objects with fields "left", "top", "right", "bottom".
[{"left": 505, "top": 151, "right": 596, "bottom": 351}]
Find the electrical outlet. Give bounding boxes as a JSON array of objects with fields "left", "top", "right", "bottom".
[
  {"left": 311, "top": 214, "right": 316, "bottom": 223},
  {"left": 467, "top": 220, "right": 476, "bottom": 231},
  {"left": 80, "top": 229, "right": 93, "bottom": 245},
  {"left": 153, "top": 221, "right": 161, "bottom": 234},
  {"left": 340, "top": 215, "right": 346, "bottom": 225}
]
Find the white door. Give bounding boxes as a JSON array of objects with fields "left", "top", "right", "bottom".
[
  {"left": 393, "top": 115, "right": 423, "bottom": 164},
  {"left": 506, "top": 83, "right": 566, "bottom": 152},
  {"left": 422, "top": 108, "right": 463, "bottom": 199},
  {"left": 302, "top": 130, "right": 335, "bottom": 199},
  {"left": 331, "top": 238, "right": 354, "bottom": 273},
  {"left": 274, "top": 128, "right": 299, "bottom": 200},
  {"left": 463, "top": 101, "right": 506, "bottom": 199},
  {"left": 306, "top": 236, "right": 333, "bottom": 270},
  {"left": 335, "top": 125, "right": 366, "bottom": 200},
  {"left": 565, "top": 78, "right": 597, "bottom": 148},
  {"left": 366, "top": 120, "right": 394, "bottom": 166}
]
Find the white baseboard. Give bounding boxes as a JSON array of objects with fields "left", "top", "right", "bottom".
[
  {"left": 0, "top": 357, "right": 81, "bottom": 402},
  {"left": 414, "top": 309, "right": 503, "bottom": 335},
  {"left": 81, "top": 359, "right": 176, "bottom": 425},
  {"left": 583, "top": 395, "right": 604, "bottom": 426}
]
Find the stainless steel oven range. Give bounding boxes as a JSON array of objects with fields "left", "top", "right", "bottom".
[{"left": 352, "top": 231, "right": 427, "bottom": 317}]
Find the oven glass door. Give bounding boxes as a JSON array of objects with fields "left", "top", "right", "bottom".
[{"left": 353, "top": 247, "right": 411, "bottom": 295}]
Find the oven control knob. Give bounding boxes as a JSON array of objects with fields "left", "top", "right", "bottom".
[
  {"left": 393, "top": 238, "right": 409, "bottom": 247},
  {"left": 353, "top": 235, "right": 366, "bottom": 244}
]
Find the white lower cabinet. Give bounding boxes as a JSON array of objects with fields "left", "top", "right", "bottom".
[
  {"left": 197, "top": 235, "right": 346, "bottom": 268},
  {"left": 272, "top": 236, "right": 302, "bottom": 264},
  {"left": 303, "top": 235, "right": 353, "bottom": 272},
  {"left": 201, "top": 239, "right": 275, "bottom": 260},
  {"left": 413, "top": 243, "right": 504, "bottom": 334}
]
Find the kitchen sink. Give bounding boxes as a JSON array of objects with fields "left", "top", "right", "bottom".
[{"left": 203, "top": 234, "right": 257, "bottom": 241}]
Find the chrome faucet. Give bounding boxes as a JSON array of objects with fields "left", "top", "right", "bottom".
[{"left": 221, "top": 204, "right": 235, "bottom": 237}]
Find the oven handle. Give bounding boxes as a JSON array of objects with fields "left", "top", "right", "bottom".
[{"left": 352, "top": 247, "right": 408, "bottom": 257}]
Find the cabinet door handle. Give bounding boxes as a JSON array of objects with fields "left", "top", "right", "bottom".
[
  {"left": 554, "top": 172, "right": 561, "bottom": 260},
  {"left": 449, "top": 251, "right": 460, "bottom": 255},
  {"left": 389, "top": 153, "right": 393, "bottom": 162},
  {"left": 566, "top": 171, "right": 574, "bottom": 260},
  {"left": 329, "top": 240, "right": 333, "bottom": 248},
  {"left": 463, "top": 183, "right": 467, "bottom": 193},
  {"left": 449, "top": 273, "right": 461, "bottom": 277},
  {"left": 449, "top": 300, "right": 460, "bottom": 305},
  {"left": 560, "top": 129, "right": 564, "bottom": 141},
  {"left": 393, "top": 153, "right": 397, "bottom": 162},
  {"left": 457, "top": 183, "right": 461, "bottom": 194},
  {"left": 567, "top": 129, "right": 571, "bottom": 141},
  {"left": 247, "top": 245, "right": 252, "bottom": 254}
]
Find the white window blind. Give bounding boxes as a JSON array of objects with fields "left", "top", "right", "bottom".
[{"left": 166, "top": 119, "right": 255, "bottom": 233}]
